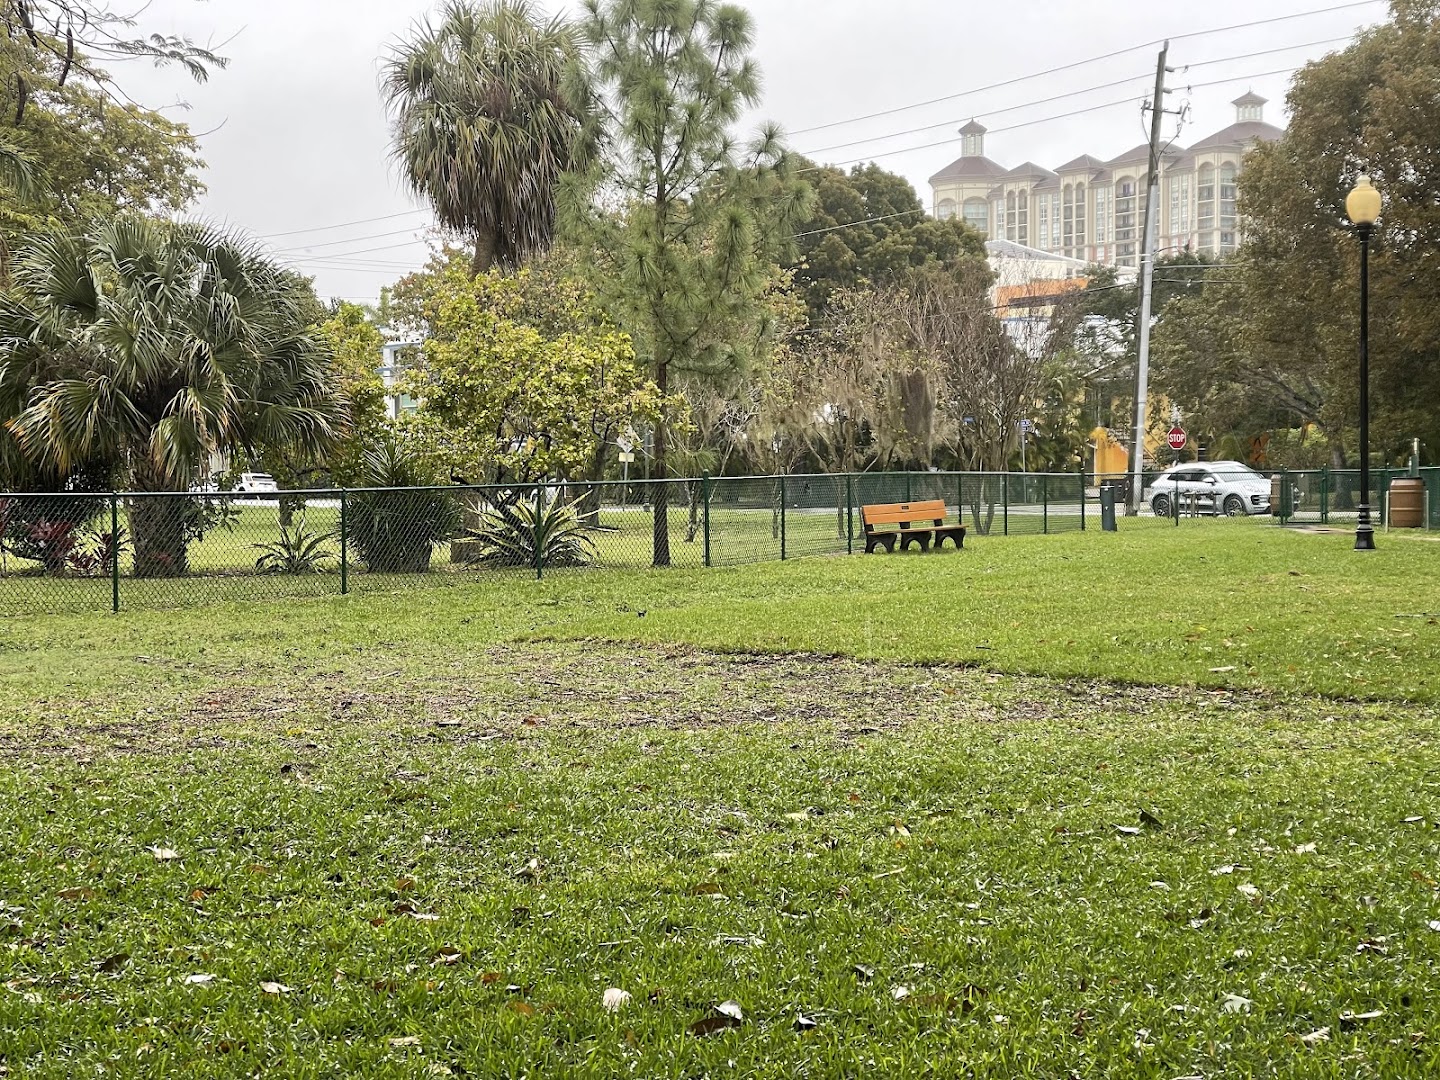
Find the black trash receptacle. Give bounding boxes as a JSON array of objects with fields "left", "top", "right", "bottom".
[{"left": 1099, "top": 486, "right": 1119, "bottom": 532}]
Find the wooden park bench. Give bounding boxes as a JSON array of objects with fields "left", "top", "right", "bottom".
[{"left": 860, "top": 500, "right": 967, "bottom": 553}]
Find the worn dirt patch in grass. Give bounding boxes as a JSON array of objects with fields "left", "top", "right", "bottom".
[{"left": 0, "top": 640, "right": 1410, "bottom": 762}]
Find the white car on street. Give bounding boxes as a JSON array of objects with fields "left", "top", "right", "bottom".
[
  {"left": 233, "top": 472, "right": 279, "bottom": 495},
  {"left": 1145, "top": 461, "right": 1271, "bottom": 517}
]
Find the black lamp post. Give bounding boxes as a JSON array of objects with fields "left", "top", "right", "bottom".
[{"left": 1346, "top": 174, "right": 1382, "bottom": 551}]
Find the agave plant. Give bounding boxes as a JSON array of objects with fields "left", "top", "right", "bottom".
[
  {"left": 253, "top": 517, "right": 338, "bottom": 575},
  {"left": 467, "top": 491, "right": 595, "bottom": 569}
]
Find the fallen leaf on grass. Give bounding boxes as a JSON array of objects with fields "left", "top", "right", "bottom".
[
  {"left": 96, "top": 952, "right": 129, "bottom": 973},
  {"left": 56, "top": 887, "right": 95, "bottom": 900},
  {"left": 892, "top": 985, "right": 911, "bottom": 1001},
  {"left": 148, "top": 847, "right": 179, "bottom": 862},
  {"left": 184, "top": 973, "right": 215, "bottom": 985},
  {"left": 1209, "top": 666, "right": 1238, "bottom": 674},
  {"left": 480, "top": 972, "right": 503, "bottom": 985},
  {"left": 853, "top": 965, "right": 876, "bottom": 982},
  {"left": 690, "top": 881, "right": 726, "bottom": 897},
  {"left": 259, "top": 982, "right": 292, "bottom": 995},
  {"left": 508, "top": 1001, "right": 537, "bottom": 1018},
  {"left": 1220, "top": 993, "right": 1253, "bottom": 1015},
  {"left": 514, "top": 859, "right": 542, "bottom": 882},
  {"left": 1237, "top": 883, "right": 1261, "bottom": 899},
  {"left": 688, "top": 1001, "right": 743, "bottom": 1036},
  {"left": 1427, "top": 921, "right": 1440, "bottom": 932},
  {"left": 1114, "top": 825, "right": 1142, "bottom": 836},
  {"left": 389, "top": 1035, "right": 421, "bottom": 1047},
  {"left": 1294, "top": 842, "right": 1318, "bottom": 855},
  {"left": 431, "top": 947, "right": 462, "bottom": 967},
  {"left": 1339, "top": 1009, "right": 1384, "bottom": 1030},
  {"left": 602, "top": 988, "right": 631, "bottom": 1012},
  {"left": 872, "top": 868, "right": 904, "bottom": 880},
  {"left": 1298, "top": 1027, "right": 1330, "bottom": 1045}
]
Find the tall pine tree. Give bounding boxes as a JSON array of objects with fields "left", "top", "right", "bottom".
[{"left": 577, "top": 0, "right": 810, "bottom": 565}]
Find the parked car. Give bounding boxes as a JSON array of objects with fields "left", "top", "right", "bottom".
[
  {"left": 234, "top": 472, "right": 279, "bottom": 495},
  {"left": 1144, "top": 461, "right": 1271, "bottom": 517}
]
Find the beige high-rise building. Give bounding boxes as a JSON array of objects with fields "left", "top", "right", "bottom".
[{"left": 928, "top": 93, "right": 1282, "bottom": 266}]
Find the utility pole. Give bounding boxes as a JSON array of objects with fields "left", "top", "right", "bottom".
[{"left": 1129, "top": 42, "right": 1176, "bottom": 514}]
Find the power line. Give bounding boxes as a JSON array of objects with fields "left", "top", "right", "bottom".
[
  {"left": 806, "top": 60, "right": 1315, "bottom": 175},
  {"left": 784, "top": 1, "right": 1381, "bottom": 139},
  {"left": 796, "top": 33, "right": 1353, "bottom": 162},
  {"left": 272, "top": 227, "right": 433, "bottom": 255},
  {"left": 258, "top": 209, "right": 431, "bottom": 240}
]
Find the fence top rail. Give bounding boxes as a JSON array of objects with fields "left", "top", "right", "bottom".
[{"left": 0, "top": 470, "right": 1095, "bottom": 500}]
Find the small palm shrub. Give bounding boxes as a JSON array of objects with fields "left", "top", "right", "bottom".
[
  {"left": 348, "top": 439, "right": 461, "bottom": 574},
  {"left": 253, "top": 517, "right": 337, "bottom": 575},
  {"left": 466, "top": 491, "right": 596, "bottom": 569}
]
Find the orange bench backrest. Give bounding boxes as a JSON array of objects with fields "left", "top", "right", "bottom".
[{"left": 861, "top": 500, "right": 948, "bottom": 527}]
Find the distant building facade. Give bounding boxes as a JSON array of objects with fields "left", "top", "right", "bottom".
[{"left": 929, "top": 94, "right": 1282, "bottom": 267}]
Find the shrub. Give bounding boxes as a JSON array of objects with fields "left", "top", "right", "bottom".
[
  {"left": 347, "top": 439, "right": 461, "bottom": 574},
  {"left": 466, "top": 491, "right": 596, "bottom": 569},
  {"left": 254, "top": 517, "right": 337, "bottom": 575}
]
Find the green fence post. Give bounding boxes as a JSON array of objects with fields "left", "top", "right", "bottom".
[
  {"left": 1042, "top": 474, "right": 1049, "bottom": 534},
  {"left": 1002, "top": 473, "right": 1009, "bottom": 536},
  {"left": 339, "top": 488, "right": 349, "bottom": 595},
  {"left": 702, "top": 473, "right": 712, "bottom": 568},
  {"left": 110, "top": 493, "right": 120, "bottom": 613},
  {"left": 1320, "top": 467, "right": 1329, "bottom": 525},
  {"left": 1079, "top": 467, "right": 1086, "bottom": 531},
  {"left": 780, "top": 475, "right": 787, "bottom": 560},
  {"left": 1279, "top": 467, "right": 1289, "bottom": 523},
  {"left": 845, "top": 474, "right": 854, "bottom": 555},
  {"left": 535, "top": 487, "right": 545, "bottom": 580}
]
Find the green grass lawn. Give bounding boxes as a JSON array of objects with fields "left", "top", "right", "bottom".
[{"left": 2, "top": 522, "right": 1439, "bottom": 1076}]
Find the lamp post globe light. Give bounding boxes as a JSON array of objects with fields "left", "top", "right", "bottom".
[{"left": 1345, "top": 174, "right": 1382, "bottom": 551}]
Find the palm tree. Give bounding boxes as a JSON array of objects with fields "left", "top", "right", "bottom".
[
  {"left": 382, "top": 0, "right": 592, "bottom": 275},
  {"left": 0, "top": 215, "right": 343, "bottom": 577},
  {"left": 0, "top": 136, "right": 42, "bottom": 204}
]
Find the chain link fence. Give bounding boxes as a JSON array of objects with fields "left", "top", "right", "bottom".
[
  {"left": 0, "top": 470, "right": 1105, "bottom": 615},
  {"left": 1267, "top": 467, "right": 1439, "bottom": 528}
]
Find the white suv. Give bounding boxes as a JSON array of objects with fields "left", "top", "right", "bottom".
[
  {"left": 1145, "top": 461, "right": 1271, "bottom": 517},
  {"left": 234, "top": 472, "right": 280, "bottom": 495}
]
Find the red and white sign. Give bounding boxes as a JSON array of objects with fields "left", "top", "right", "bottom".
[{"left": 1167, "top": 426, "right": 1188, "bottom": 451}]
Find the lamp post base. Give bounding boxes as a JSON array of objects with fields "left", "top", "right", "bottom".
[{"left": 1355, "top": 505, "right": 1377, "bottom": 550}]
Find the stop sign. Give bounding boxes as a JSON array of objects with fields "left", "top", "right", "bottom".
[{"left": 1167, "top": 426, "right": 1187, "bottom": 451}]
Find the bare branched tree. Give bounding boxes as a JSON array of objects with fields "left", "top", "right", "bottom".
[{"left": 2, "top": 0, "right": 225, "bottom": 123}]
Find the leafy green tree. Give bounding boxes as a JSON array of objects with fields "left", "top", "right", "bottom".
[
  {"left": 0, "top": 216, "right": 343, "bottom": 576},
  {"left": 791, "top": 160, "right": 987, "bottom": 325},
  {"left": 577, "top": 0, "right": 811, "bottom": 566},
  {"left": 383, "top": 0, "right": 593, "bottom": 275},
  {"left": 254, "top": 302, "right": 391, "bottom": 502},
  {"left": 1, "top": 29, "right": 206, "bottom": 250},
  {"left": 1234, "top": 0, "right": 1440, "bottom": 465},
  {"left": 408, "top": 260, "right": 663, "bottom": 486}
]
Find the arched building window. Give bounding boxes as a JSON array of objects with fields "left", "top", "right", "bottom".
[
  {"left": 1018, "top": 190, "right": 1029, "bottom": 246},
  {"left": 1006, "top": 190, "right": 1018, "bottom": 241},
  {"left": 937, "top": 199, "right": 958, "bottom": 221},
  {"left": 963, "top": 198, "right": 989, "bottom": 235}
]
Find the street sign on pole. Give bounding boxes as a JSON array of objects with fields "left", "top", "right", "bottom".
[{"left": 1167, "top": 426, "right": 1187, "bottom": 452}]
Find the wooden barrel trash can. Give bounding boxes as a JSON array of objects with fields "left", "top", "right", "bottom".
[{"left": 1390, "top": 477, "right": 1425, "bottom": 528}]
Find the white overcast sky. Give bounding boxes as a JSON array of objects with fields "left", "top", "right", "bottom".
[{"left": 120, "top": 0, "right": 1389, "bottom": 304}]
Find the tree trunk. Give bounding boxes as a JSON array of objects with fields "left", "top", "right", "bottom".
[
  {"left": 652, "top": 366, "right": 671, "bottom": 567},
  {"left": 127, "top": 494, "right": 190, "bottom": 578},
  {"left": 471, "top": 228, "right": 497, "bottom": 277},
  {"left": 579, "top": 441, "right": 608, "bottom": 528}
]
